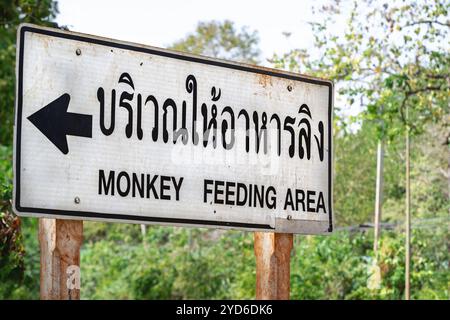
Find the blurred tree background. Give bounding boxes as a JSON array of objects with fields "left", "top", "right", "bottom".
[
  {"left": 170, "top": 19, "right": 260, "bottom": 64},
  {"left": 0, "top": 0, "right": 448, "bottom": 299}
]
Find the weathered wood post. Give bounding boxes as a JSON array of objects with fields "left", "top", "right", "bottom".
[
  {"left": 39, "top": 218, "right": 83, "bottom": 300},
  {"left": 254, "top": 232, "right": 293, "bottom": 300}
]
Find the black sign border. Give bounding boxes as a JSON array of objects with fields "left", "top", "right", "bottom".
[{"left": 15, "top": 25, "right": 333, "bottom": 232}]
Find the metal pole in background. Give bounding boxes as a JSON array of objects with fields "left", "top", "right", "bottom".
[
  {"left": 405, "top": 106, "right": 411, "bottom": 300},
  {"left": 373, "top": 139, "right": 384, "bottom": 254},
  {"left": 39, "top": 218, "right": 83, "bottom": 300},
  {"left": 254, "top": 232, "right": 293, "bottom": 300}
]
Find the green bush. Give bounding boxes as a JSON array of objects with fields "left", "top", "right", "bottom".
[{"left": 77, "top": 225, "right": 448, "bottom": 300}]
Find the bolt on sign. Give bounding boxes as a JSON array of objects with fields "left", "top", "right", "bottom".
[{"left": 14, "top": 24, "right": 334, "bottom": 234}]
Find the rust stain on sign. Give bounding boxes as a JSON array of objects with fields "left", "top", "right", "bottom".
[{"left": 257, "top": 73, "right": 273, "bottom": 88}]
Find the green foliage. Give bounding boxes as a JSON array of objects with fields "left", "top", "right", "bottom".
[
  {"left": 0, "top": 0, "right": 60, "bottom": 146},
  {"left": 333, "top": 119, "right": 448, "bottom": 225},
  {"left": 291, "top": 233, "right": 371, "bottom": 299},
  {"left": 0, "top": 145, "right": 13, "bottom": 200},
  {"left": 0, "top": 144, "right": 40, "bottom": 299},
  {"left": 170, "top": 20, "right": 260, "bottom": 64},
  {"left": 271, "top": 0, "right": 450, "bottom": 139},
  {"left": 78, "top": 226, "right": 448, "bottom": 300},
  {"left": 291, "top": 226, "right": 448, "bottom": 300},
  {"left": 333, "top": 121, "right": 377, "bottom": 225},
  {"left": 0, "top": 144, "right": 21, "bottom": 298},
  {"left": 81, "top": 227, "right": 256, "bottom": 299}
]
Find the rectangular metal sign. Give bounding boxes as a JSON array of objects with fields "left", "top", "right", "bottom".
[{"left": 14, "top": 24, "right": 334, "bottom": 234}]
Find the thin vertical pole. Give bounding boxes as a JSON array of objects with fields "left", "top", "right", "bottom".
[
  {"left": 39, "top": 218, "right": 83, "bottom": 300},
  {"left": 405, "top": 108, "right": 411, "bottom": 300},
  {"left": 254, "top": 232, "right": 293, "bottom": 300},
  {"left": 140, "top": 224, "right": 147, "bottom": 238},
  {"left": 374, "top": 139, "right": 384, "bottom": 254}
]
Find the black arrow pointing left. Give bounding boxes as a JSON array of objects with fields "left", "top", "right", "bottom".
[{"left": 28, "top": 93, "right": 92, "bottom": 155}]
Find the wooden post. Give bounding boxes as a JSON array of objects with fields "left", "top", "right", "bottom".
[
  {"left": 373, "top": 139, "right": 384, "bottom": 254},
  {"left": 254, "top": 232, "right": 293, "bottom": 300},
  {"left": 39, "top": 218, "right": 83, "bottom": 300}
]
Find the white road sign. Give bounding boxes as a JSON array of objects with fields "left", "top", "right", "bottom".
[{"left": 14, "top": 24, "right": 334, "bottom": 234}]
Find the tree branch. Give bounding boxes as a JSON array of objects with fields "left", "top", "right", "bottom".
[
  {"left": 407, "top": 85, "right": 447, "bottom": 96},
  {"left": 404, "top": 20, "right": 450, "bottom": 28}
]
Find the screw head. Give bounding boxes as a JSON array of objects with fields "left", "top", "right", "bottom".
[
  {"left": 287, "top": 85, "right": 293, "bottom": 92},
  {"left": 287, "top": 215, "right": 292, "bottom": 221},
  {"left": 74, "top": 197, "right": 80, "bottom": 204},
  {"left": 76, "top": 48, "right": 81, "bottom": 56}
]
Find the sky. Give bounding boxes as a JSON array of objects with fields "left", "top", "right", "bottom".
[{"left": 55, "top": 0, "right": 319, "bottom": 65}]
